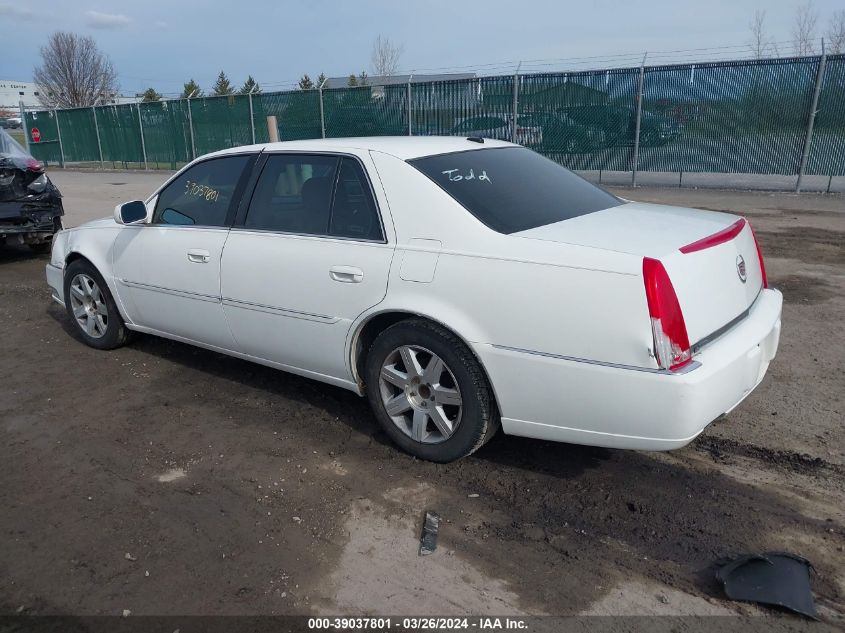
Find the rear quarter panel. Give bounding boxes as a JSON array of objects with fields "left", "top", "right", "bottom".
[{"left": 366, "top": 150, "right": 657, "bottom": 369}]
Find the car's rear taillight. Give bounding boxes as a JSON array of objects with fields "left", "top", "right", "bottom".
[
  {"left": 643, "top": 257, "right": 691, "bottom": 371},
  {"left": 749, "top": 222, "right": 768, "bottom": 289}
]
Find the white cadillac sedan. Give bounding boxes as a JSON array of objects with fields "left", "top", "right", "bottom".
[{"left": 46, "top": 137, "right": 782, "bottom": 462}]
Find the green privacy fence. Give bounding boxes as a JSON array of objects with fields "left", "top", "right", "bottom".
[{"left": 21, "top": 53, "right": 845, "bottom": 183}]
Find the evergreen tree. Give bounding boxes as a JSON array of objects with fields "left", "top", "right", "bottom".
[
  {"left": 347, "top": 74, "right": 358, "bottom": 87},
  {"left": 239, "top": 75, "right": 260, "bottom": 94},
  {"left": 316, "top": 72, "right": 327, "bottom": 88},
  {"left": 298, "top": 74, "right": 314, "bottom": 90},
  {"left": 141, "top": 87, "right": 161, "bottom": 102},
  {"left": 358, "top": 71, "right": 369, "bottom": 86},
  {"left": 212, "top": 71, "right": 234, "bottom": 96},
  {"left": 181, "top": 79, "right": 203, "bottom": 98}
]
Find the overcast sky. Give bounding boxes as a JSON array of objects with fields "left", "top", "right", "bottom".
[{"left": 1, "top": 0, "right": 841, "bottom": 96}]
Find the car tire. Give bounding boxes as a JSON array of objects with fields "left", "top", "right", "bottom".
[
  {"left": 63, "top": 259, "right": 131, "bottom": 350},
  {"left": 365, "top": 319, "right": 499, "bottom": 462}
]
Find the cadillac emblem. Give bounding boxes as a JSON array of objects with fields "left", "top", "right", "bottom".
[{"left": 736, "top": 255, "right": 747, "bottom": 283}]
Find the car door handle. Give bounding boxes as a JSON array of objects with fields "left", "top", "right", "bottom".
[
  {"left": 329, "top": 266, "right": 364, "bottom": 283},
  {"left": 187, "top": 249, "right": 211, "bottom": 263}
]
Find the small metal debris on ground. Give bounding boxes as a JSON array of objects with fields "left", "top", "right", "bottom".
[
  {"left": 716, "top": 551, "right": 817, "bottom": 619},
  {"left": 124, "top": 552, "right": 137, "bottom": 561},
  {"left": 419, "top": 511, "right": 441, "bottom": 556},
  {"left": 467, "top": 493, "right": 479, "bottom": 498}
]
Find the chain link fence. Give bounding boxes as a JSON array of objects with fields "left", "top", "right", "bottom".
[{"left": 17, "top": 53, "right": 845, "bottom": 188}]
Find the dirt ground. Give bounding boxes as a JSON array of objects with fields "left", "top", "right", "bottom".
[{"left": 1, "top": 171, "right": 843, "bottom": 623}]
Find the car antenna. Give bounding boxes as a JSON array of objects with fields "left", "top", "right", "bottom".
[{"left": 466, "top": 137, "right": 484, "bottom": 144}]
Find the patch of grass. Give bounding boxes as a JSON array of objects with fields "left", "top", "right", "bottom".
[{"left": 8, "top": 129, "right": 26, "bottom": 146}]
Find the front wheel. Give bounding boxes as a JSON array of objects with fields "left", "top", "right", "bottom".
[
  {"left": 365, "top": 319, "right": 499, "bottom": 462},
  {"left": 63, "top": 259, "right": 131, "bottom": 350}
]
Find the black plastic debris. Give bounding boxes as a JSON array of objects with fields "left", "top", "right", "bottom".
[
  {"left": 419, "top": 511, "right": 441, "bottom": 556},
  {"left": 716, "top": 551, "right": 817, "bottom": 619}
]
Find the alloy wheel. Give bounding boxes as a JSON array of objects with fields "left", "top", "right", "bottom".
[
  {"left": 378, "top": 345, "right": 463, "bottom": 444},
  {"left": 69, "top": 273, "right": 108, "bottom": 339}
]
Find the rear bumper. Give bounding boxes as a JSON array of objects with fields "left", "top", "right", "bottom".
[
  {"left": 475, "top": 288, "right": 782, "bottom": 451},
  {"left": 0, "top": 200, "right": 63, "bottom": 240}
]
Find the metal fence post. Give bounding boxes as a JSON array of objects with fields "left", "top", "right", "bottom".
[
  {"left": 248, "top": 87, "right": 257, "bottom": 144},
  {"left": 631, "top": 53, "right": 647, "bottom": 187},
  {"left": 92, "top": 106, "right": 104, "bottom": 168},
  {"left": 796, "top": 42, "right": 827, "bottom": 193},
  {"left": 19, "top": 101, "right": 30, "bottom": 154},
  {"left": 407, "top": 74, "right": 413, "bottom": 136},
  {"left": 511, "top": 63, "right": 521, "bottom": 143},
  {"left": 54, "top": 109, "right": 65, "bottom": 167},
  {"left": 318, "top": 78, "right": 327, "bottom": 139},
  {"left": 186, "top": 96, "right": 197, "bottom": 159},
  {"left": 137, "top": 103, "right": 148, "bottom": 170}
]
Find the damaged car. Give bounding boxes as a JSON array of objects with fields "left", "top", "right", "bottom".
[{"left": 0, "top": 128, "right": 63, "bottom": 254}]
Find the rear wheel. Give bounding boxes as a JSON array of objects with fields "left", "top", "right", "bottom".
[
  {"left": 365, "top": 319, "right": 499, "bottom": 462},
  {"left": 63, "top": 259, "right": 130, "bottom": 350}
]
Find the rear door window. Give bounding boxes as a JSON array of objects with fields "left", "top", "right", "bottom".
[
  {"left": 244, "top": 154, "right": 383, "bottom": 240},
  {"left": 410, "top": 146, "right": 622, "bottom": 234},
  {"left": 329, "top": 158, "right": 383, "bottom": 241},
  {"left": 244, "top": 154, "right": 339, "bottom": 236}
]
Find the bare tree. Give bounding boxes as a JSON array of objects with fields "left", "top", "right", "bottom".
[
  {"left": 792, "top": 1, "right": 819, "bottom": 55},
  {"left": 33, "top": 32, "right": 118, "bottom": 108},
  {"left": 749, "top": 10, "right": 772, "bottom": 58},
  {"left": 828, "top": 10, "right": 845, "bottom": 54},
  {"left": 371, "top": 35, "right": 403, "bottom": 77}
]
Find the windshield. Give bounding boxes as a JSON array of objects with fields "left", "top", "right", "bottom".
[{"left": 409, "top": 147, "right": 622, "bottom": 234}]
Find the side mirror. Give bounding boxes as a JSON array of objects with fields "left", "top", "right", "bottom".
[{"left": 114, "top": 200, "right": 148, "bottom": 225}]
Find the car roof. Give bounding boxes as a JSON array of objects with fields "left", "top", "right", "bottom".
[{"left": 204, "top": 136, "right": 515, "bottom": 161}]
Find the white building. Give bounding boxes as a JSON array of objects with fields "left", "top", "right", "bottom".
[
  {"left": 1, "top": 79, "right": 140, "bottom": 111},
  {"left": 0, "top": 80, "right": 41, "bottom": 109}
]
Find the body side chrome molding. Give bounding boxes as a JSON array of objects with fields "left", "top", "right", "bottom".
[
  {"left": 221, "top": 297, "right": 338, "bottom": 324},
  {"left": 117, "top": 279, "right": 220, "bottom": 303},
  {"left": 491, "top": 344, "right": 701, "bottom": 375}
]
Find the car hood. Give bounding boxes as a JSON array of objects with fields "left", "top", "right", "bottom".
[
  {"left": 512, "top": 201, "right": 742, "bottom": 257},
  {"left": 65, "top": 216, "right": 115, "bottom": 231}
]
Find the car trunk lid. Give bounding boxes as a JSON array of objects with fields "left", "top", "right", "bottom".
[{"left": 514, "top": 201, "right": 765, "bottom": 346}]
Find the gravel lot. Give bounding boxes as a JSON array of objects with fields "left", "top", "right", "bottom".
[{"left": 1, "top": 171, "right": 843, "bottom": 622}]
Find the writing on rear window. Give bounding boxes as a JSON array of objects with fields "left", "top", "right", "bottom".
[
  {"left": 441, "top": 168, "right": 492, "bottom": 183},
  {"left": 411, "top": 147, "right": 622, "bottom": 235}
]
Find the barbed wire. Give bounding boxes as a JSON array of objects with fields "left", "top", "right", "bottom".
[{"left": 9, "top": 37, "right": 828, "bottom": 105}]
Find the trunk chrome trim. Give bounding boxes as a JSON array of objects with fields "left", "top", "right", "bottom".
[
  {"left": 691, "top": 286, "right": 763, "bottom": 354},
  {"left": 491, "top": 344, "right": 701, "bottom": 375}
]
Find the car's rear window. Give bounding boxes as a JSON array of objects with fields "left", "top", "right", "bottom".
[{"left": 409, "top": 146, "right": 622, "bottom": 234}]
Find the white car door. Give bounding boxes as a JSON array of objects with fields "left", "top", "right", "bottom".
[
  {"left": 113, "top": 153, "right": 256, "bottom": 349},
  {"left": 220, "top": 152, "right": 393, "bottom": 383}
]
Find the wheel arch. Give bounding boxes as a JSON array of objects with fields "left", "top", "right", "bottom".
[
  {"left": 348, "top": 309, "right": 501, "bottom": 417},
  {"left": 63, "top": 250, "right": 131, "bottom": 323}
]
